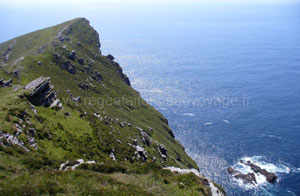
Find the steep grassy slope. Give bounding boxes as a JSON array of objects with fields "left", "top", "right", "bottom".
[{"left": 0, "top": 18, "right": 225, "bottom": 195}]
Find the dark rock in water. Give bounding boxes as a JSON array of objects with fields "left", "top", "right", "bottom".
[
  {"left": 235, "top": 173, "right": 257, "bottom": 185},
  {"left": 25, "top": 77, "right": 60, "bottom": 107},
  {"left": 241, "top": 160, "right": 277, "bottom": 183},
  {"left": 228, "top": 160, "right": 278, "bottom": 185},
  {"left": 78, "top": 83, "right": 89, "bottom": 90},
  {"left": 227, "top": 167, "right": 236, "bottom": 175},
  {"left": 78, "top": 58, "right": 84, "bottom": 65},
  {"left": 227, "top": 167, "right": 257, "bottom": 185},
  {"left": 106, "top": 54, "right": 114, "bottom": 61},
  {"left": 68, "top": 50, "right": 76, "bottom": 61}
]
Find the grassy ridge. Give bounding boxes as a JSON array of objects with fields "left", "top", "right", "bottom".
[{"left": 0, "top": 18, "right": 224, "bottom": 195}]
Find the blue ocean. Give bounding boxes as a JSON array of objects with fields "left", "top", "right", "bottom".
[{"left": 98, "top": 2, "right": 300, "bottom": 195}]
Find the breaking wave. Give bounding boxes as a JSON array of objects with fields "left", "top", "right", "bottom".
[{"left": 231, "top": 156, "right": 290, "bottom": 189}]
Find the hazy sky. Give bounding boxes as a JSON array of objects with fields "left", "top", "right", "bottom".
[{"left": 0, "top": 0, "right": 298, "bottom": 43}]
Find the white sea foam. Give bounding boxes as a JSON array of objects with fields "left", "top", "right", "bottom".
[
  {"left": 140, "top": 89, "right": 163, "bottom": 93},
  {"left": 261, "top": 134, "right": 282, "bottom": 140},
  {"left": 223, "top": 119, "right": 229, "bottom": 124},
  {"left": 204, "top": 122, "right": 213, "bottom": 126},
  {"left": 231, "top": 156, "right": 290, "bottom": 189},
  {"left": 182, "top": 113, "right": 195, "bottom": 116},
  {"left": 242, "top": 156, "right": 290, "bottom": 174}
]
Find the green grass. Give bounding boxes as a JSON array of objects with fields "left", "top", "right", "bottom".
[{"left": 0, "top": 18, "right": 225, "bottom": 195}]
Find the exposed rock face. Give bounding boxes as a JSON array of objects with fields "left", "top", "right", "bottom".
[
  {"left": 2, "top": 40, "right": 16, "bottom": 63},
  {"left": 93, "top": 72, "right": 102, "bottom": 82},
  {"left": 241, "top": 160, "right": 277, "bottom": 183},
  {"left": 158, "top": 144, "right": 167, "bottom": 160},
  {"left": 228, "top": 160, "right": 277, "bottom": 185},
  {"left": 115, "top": 66, "right": 131, "bottom": 86},
  {"left": 78, "top": 57, "right": 84, "bottom": 65},
  {"left": 138, "top": 128, "right": 151, "bottom": 146},
  {"left": 0, "top": 131, "right": 29, "bottom": 152},
  {"left": 78, "top": 83, "right": 89, "bottom": 90},
  {"left": 25, "top": 77, "right": 61, "bottom": 107},
  {"left": 106, "top": 54, "right": 114, "bottom": 61},
  {"left": 72, "top": 96, "right": 81, "bottom": 103},
  {"left": 0, "top": 79, "right": 12, "bottom": 87},
  {"left": 68, "top": 50, "right": 76, "bottom": 61},
  {"left": 61, "top": 60, "right": 76, "bottom": 74},
  {"left": 59, "top": 159, "right": 96, "bottom": 171},
  {"left": 37, "top": 45, "right": 48, "bottom": 54},
  {"left": 135, "top": 145, "right": 148, "bottom": 161},
  {"left": 227, "top": 167, "right": 257, "bottom": 185}
]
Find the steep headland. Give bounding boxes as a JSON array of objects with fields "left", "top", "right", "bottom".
[{"left": 0, "top": 18, "right": 225, "bottom": 196}]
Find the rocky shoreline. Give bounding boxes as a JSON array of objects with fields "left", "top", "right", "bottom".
[{"left": 227, "top": 160, "right": 277, "bottom": 185}]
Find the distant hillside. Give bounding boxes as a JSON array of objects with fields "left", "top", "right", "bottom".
[{"left": 0, "top": 18, "right": 225, "bottom": 196}]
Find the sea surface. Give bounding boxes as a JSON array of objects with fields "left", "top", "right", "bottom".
[{"left": 99, "top": 2, "right": 300, "bottom": 195}]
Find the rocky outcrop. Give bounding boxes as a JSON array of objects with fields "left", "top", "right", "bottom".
[
  {"left": 0, "top": 79, "right": 12, "bottom": 87},
  {"left": 61, "top": 60, "right": 76, "bottom": 74},
  {"left": 115, "top": 66, "right": 130, "bottom": 86},
  {"left": 59, "top": 159, "right": 96, "bottom": 171},
  {"left": 68, "top": 50, "right": 76, "bottom": 61},
  {"left": 135, "top": 145, "right": 148, "bottom": 161},
  {"left": 0, "top": 131, "right": 29, "bottom": 152},
  {"left": 2, "top": 40, "right": 16, "bottom": 63},
  {"left": 228, "top": 160, "right": 277, "bottom": 185},
  {"left": 241, "top": 160, "right": 277, "bottom": 183},
  {"left": 78, "top": 83, "right": 89, "bottom": 90},
  {"left": 106, "top": 54, "right": 115, "bottom": 61},
  {"left": 158, "top": 144, "right": 167, "bottom": 160},
  {"left": 137, "top": 127, "right": 152, "bottom": 146},
  {"left": 227, "top": 167, "right": 257, "bottom": 185},
  {"left": 93, "top": 72, "right": 102, "bottom": 82},
  {"left": 78, "top": 57, "right": 84, "bottom": 65},
  {"left": 25, "top": 77, "right": 61, "bottom": 108}
]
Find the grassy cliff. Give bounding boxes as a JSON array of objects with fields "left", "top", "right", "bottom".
[{"left": 0, "top": 18, "right": 225, "bottom": 196}]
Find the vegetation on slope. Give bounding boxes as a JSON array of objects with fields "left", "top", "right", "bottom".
[{"left": 0, "top": 18, "right": 225, "bottom": 195}]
